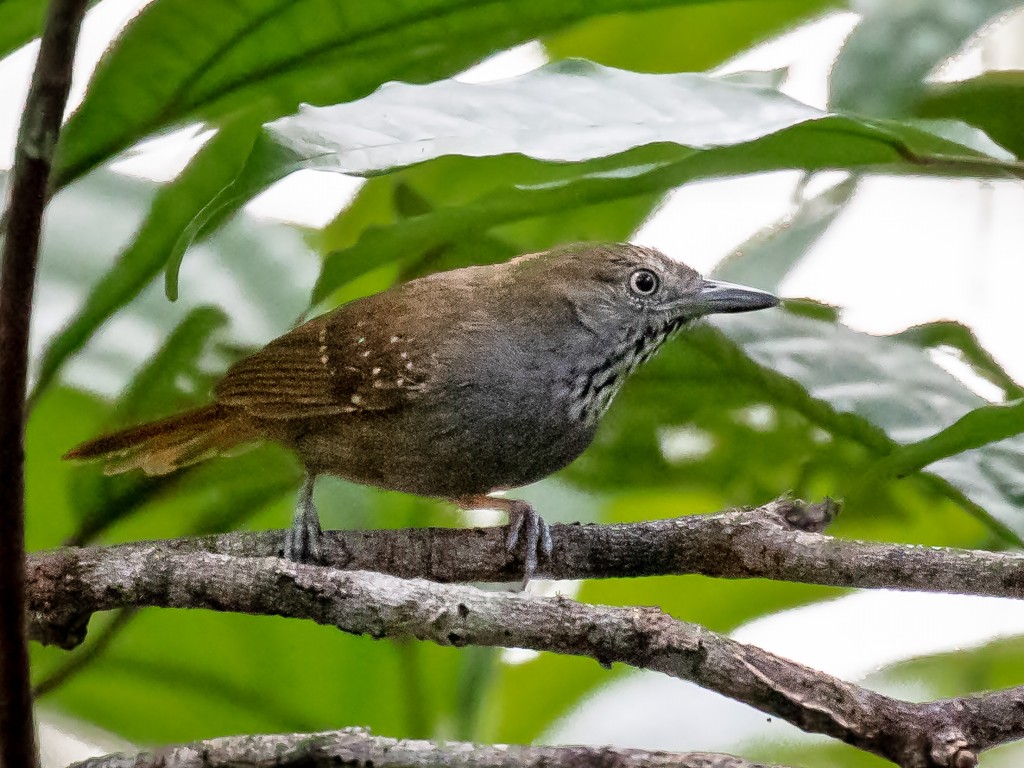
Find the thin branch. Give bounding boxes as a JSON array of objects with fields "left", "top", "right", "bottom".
[
  {"left": 69, "top": 727, "right": 789, "bottom": 768},
  {"left": 26, "top": 550, "right": 1011, "bottom": 767},
  {"left": 0, "top": 1, "right": 88, "bottom": 767},
  {"left": 28, "top": 498, "right": 1024, "bottom": 598}
]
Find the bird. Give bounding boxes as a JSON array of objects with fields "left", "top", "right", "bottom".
[{"left": 64, "top": 242, "right": 779, "bottom": 583}]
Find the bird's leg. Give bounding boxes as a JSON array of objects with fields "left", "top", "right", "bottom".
[
  {"left": 454, "top": 495, "right": 553, "bottom": 587},
  {"left": 283, "top": 473, "right": 323, "bottom": 564}
]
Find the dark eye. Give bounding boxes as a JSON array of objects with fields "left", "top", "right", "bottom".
[{"left": 629, "top": 268, "right": 659, "bottom": 296}]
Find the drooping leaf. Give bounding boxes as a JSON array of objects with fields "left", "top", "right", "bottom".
[
  {"left": 895, "top": 320, "right": 1024, "bottom": 399},
  {"left": 829, "top": 0, "right": 1022, "bottom": 116},
  {"left": 918, "top": 72, "right": 1024, "bottom": 160},
  {"left": 713, "top": 173, "right": 858, "bottom": 291},
  {"left": 32, "top": 118, "right": 262, "bottom": 403}
]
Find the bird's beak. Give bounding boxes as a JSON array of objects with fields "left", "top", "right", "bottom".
[{"left": 697, "top": 278, "right": 779, "bottom": 314}]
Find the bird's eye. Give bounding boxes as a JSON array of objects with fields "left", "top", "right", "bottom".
[{"left": 629, "top": 268, "right": 659, "bottom": 296}]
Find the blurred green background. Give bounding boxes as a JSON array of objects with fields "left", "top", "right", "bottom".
[{"left": 6, "top": 1, "right": 1024, "bottom": 766}]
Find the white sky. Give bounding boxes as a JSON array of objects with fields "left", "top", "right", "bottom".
[{"left": 5, "top": 3, "right": 1024, "bottom": 763}]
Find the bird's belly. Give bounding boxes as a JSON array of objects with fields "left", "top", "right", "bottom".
[{"left": 288, "top": 396, "right": 593, "bottom": 499}]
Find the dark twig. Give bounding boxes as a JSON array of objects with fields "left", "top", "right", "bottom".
[
  {"left": 69, "top": 726, "right": 788, "bottom": 768},
  {"left": 0, "top": 1, "right": 88, "bottom": 766},
  {"left": 25, "top": 550, "right": 1016, "bottom": 767},
  {"left": 27, "top": 498, "right": 1024, "bottom": 598}
]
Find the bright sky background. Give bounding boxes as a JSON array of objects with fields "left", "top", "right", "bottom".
[{"left": 4, "top": 3, "right": 1024, "bottom": 765}]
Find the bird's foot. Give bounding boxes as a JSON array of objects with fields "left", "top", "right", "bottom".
[
  {"left": 283, "top": 475, "right": 323, "bottom": 564},
  {"left": 283, "top": 516, "right": 323, "bottom": 564},
  {"left": 506, "top": 500, "right": 553, "bottom": 588}
]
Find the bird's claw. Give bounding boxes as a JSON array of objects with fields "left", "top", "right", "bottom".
[
  {"left": 283, "top": 517, "right": 323, "bottom": 564},
  {"left": 283, "top": 477, "right": 323, "bottom": 564},
  {"left": 506, "top": 501, "right": 552, "bottom": 588}
]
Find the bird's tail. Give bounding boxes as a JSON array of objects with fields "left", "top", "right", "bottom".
[{"left": 63, "top": 404, "right": 259, "bottom": 476}]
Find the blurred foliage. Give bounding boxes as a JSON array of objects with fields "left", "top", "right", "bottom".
[
  {"left": 7, "top": 0, "right": 1024, "bottom": 763},
  {"left": 919, "top": 71, "right": 1024, "bottom": 159},
  {"left": 0, "top": 0, "right": 101, "bottom": 59}
]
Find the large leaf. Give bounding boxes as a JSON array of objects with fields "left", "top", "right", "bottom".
[
  {"left": 709, "top": 309, "right": 1024, "bottom": 538},
  {"left": 51, "top": 0, "right": 705, "bottom": 189},
  {"left": 258, "top": 60, "right": 1013, "bottom": 177},
  {"left": 918, "top": 72, "right": 1024, "bottom": 160},
  {"left": 829, "top": 0, "right": 1023, "bottom": 116},
  {"left": 545, "top": 0, "right": 838, "bottom": 73}
]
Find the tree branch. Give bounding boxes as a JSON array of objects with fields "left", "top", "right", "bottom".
[
  {"left": 26, "top": 548, "right": 1016, "bottom": 767},
  {"left": 28, "top": 498, "right": 1024, "bottom": 598},
  {"left": 69, "top": 727, "right": 789, "bottom": 768},
  {"left": 0, "top": 1, "right": 88, "bottom": 767}
]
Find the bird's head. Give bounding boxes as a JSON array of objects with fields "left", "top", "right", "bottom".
[{"left": 513, "top": 242, "right": 779, "bottom": 342}]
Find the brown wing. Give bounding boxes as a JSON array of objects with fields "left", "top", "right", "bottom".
[{"left": 215, "top": 307, "right": 428, "bottom": 420}]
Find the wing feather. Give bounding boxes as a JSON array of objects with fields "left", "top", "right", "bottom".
[{"left": 215, "top": 309, "right": 427, "bottom": 420}]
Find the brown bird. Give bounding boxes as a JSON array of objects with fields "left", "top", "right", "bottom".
[{"left": 65, "top": 243, "right": 779, "bottom": 582}]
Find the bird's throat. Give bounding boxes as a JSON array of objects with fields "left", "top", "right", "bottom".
[{"left": 571, "top": 316, "right": 688, "bottom": 426}]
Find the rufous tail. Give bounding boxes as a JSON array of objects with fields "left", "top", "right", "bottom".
[{"left": 62, "top": 404, "right": 258, "bottom": 476}]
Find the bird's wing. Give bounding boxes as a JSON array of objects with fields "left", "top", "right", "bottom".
[{"left": 214, "top": 310, "right": 428, "bottom": 419}]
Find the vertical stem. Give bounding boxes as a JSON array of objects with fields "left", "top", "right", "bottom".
[{"left": 0, "top": 1, "right": 88, "bottom": 766}]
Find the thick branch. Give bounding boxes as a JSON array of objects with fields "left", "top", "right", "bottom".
[
  {"left": 26, "top": 550, "right": 1014, "bottom": 767},
  {"left": 0, "top": 1, "right": 88, "bottom": 767},
  {"left": 29, "top": 499, "right": 1024, "bottom": 598},
  {"left": 70, "top": 727, "right": 787, "bottom": 768}
]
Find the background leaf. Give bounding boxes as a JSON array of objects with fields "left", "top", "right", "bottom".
[
  {"left": 829, "top": 0, "right": 1022, "bottom": 115},
  {"left": 918, "top": 72, "right": 1024, "bottom": 159},
  {"left": 51, "top": 0, "right": 706, "bottom": 189}
]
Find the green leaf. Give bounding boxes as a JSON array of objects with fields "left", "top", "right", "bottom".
[
  {"left": 31, "top": 119, "right": 262, "bottom": 403},
  {"left": 269, "top": 59, "right": 1019, "bottom": 301},
  {"left": 52, "top": 0, "right": 704, "bottom": 189},
  {"left": 829, "top": 0, "right": 1022, "bottom": 116},
  {"left": 713, "top": 173, "right": 859, "bottom": 291},
  {"left": 545, "top": 0, "right": 838, "bottom": 73},
  {"left": 918, "top": 72, "right": 1024, "bottom": 160},
  {"left": 0, "top": 0, "right": 46, "bottom": 58},
  {"left": 895, "top": 320, "right": 1024, "bottom": 399},
  {"left": 0, "top": 0, "right": 101, "bottom": 60},
  {"left": 261, "top": 60, "right": 1014, "bottom": 179},
  {"left": 709, "top": 309, "right": 1024, "bottom": 539},
  {"left": 874, "top": 401, "right": 1024, "bottom": 480}
]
